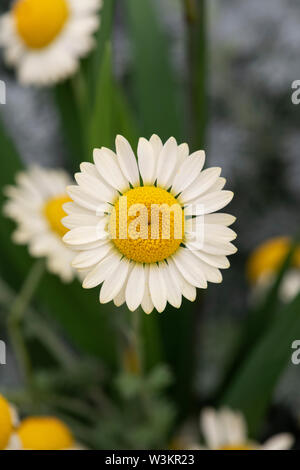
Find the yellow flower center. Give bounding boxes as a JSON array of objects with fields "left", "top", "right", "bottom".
[
  {"left": 13, "top": 0, "right": 69, "bottom": 49},
  {"left": 219, "top": 443, "right": 255, "bottom": 450},
  {"left": 17, "top": 417, "right": 74, "bottom": 450},
  {"left": 110, "top": 186, "right": 184, "bottom": 264},
  {"left": 43, "top": 195, "right": 71, "bottom": 238},
  {"left": 247, "top": 236, "right": 300, "bottom": 284},
  {"left": 0, "top": 395, "right": 13, "bottom": 450}
]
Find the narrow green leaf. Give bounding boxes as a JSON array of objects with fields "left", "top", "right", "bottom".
[
  {"left": 88, "top": 42, "right": 115, "bottom": 155},
  {"left": 221, "top": 293, "right": 300, "bottom": 436},
  {"left": 184, "top": 0, "right": 207, "bottom": 150},
  {"left": 125, "top": 0, "right": 183, "bottom": 140}
]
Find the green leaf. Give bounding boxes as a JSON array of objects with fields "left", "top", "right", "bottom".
[
  {"left": 88, "top": 42, "right": 115, "bottom": 154},
  {"left": 184, "top": 0, "right": 207, "bottom": 150},
  {"left": 125, "top": 0, "right": 183, "bottom": 140},
  {"left": 220, "top": 292, "right": 300, "bottom": 436}
]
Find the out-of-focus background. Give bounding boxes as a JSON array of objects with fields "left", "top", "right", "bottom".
[{"left": 0, "top": 0, "right": 300, "bottom": 449}]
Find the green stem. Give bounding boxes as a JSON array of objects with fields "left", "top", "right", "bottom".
[
  {"left": 184, "top": 0, "right": 198, "bottom": 24},
  {"left": 7, "top": 260, "right": 45, "bottom": 392}
]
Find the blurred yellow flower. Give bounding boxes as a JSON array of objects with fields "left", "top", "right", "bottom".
[
  {"left": 0, "top": 0, "right": 102, "bottom": 86},
  {"left": 247, "top": 236, "right": 300, "bottom": 303},
  {"left": 4, "top": 166, "right": 75, "bottom": 282},
  {"left": 16, "top": 416, "right": 82, "bottom": 450},
  {"left": 0, "top": 395, "right": 19, "bottom": 450}
]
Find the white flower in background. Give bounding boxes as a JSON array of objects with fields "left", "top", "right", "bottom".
[
  {"left": 247, "top": 236, "right": 300, "bottom": 304},
  {"left": 0, "top": 395, "right": 20, "bottom": 450},
  {"left": 0, "top": 0, "right": 102, "bottom": 86},
  {"left": 63, "top": 135, "right": 237, "bottom": 314},
  {"left": 10, "top": 416, "right": 84, "bottom": 450},
  {"left": 195, "top": 408, "right": 294, "bottom": 450},
  {"left": 4, "top": 166, "right": 75, "bottom": 282}
]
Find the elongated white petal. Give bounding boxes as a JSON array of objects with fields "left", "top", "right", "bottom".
[
  {"left": 80, "top": 162, "right": 99, "bottom": 179},
  {"left": 115, "top": 135, "right": 140, "bottom": 187},
  {"left": 184, "top": 247, "right": 230, "bottom": 269},
  {"left": 149, "top": 264, "right": 167, "bottom": 312},
  {"left": 171, "top": 150, "right": 205, "bottom": 195},
  {"left": 75, "top": 172, "right": 116, "bottom": 203},
  {"left": 167, "top": 258, "right": 196, "bottom": 301},
  {"left": 156, "top": 137, "right": 178, "bottom": 188},
  {"left": 261, "top": 434, "right": 294, "bottom": 450},
  {"left": 200, "top": 408, "right": 224, "bottom": 449},
  {"left": 201, "top": 241, "right": 238, "bottom": 256},
  {"left": 141, "top": 265, "right": 154, "bottom": 314},
  {"left": 137, "top": 138, "right": 156, "bottom": 185},
  {"left": 172, "top": 248, "right": 207, "bottom": 289},
  {"left": 100, "top": 258, "right": 130, "bottom": 303},
  {"left": 93, "top": 147, "right": 129, "bottom": 193},
  {"left": 149, "top": 134, "right": 163, "bottom": 159},
  {"left": 82, "top": 251, "right": 121, "bottom": 289},
  {"left": 185, "top": 191, "right": 234, "bottom": 215},
  {"left": 204, "top": 213, "right": 236, "bottom": 227},
  {"left": 67, "top": 186, "right": 109, "bottom": 213},
  {"left": 62, "top": 214, "right": 102, "bottom": 230},
  {"left": 204, "top": 224, "right": 237, "bottom": 243},
  {"left": 159, "top": 262, "right": 182, "bottom": 308},
  {"left": 125, "top": 263, "right": 146, "bottom": 311},
  {"left": 63, "top": 222, "right": 107, "bottom": 246},
  {"left": 177, "top": 143, "right": 189, "bottom": 167},
  {"left": 179, "top": 167, "right": 221, "bottom": 204},
  {"left": 72, "top": 243, "right": 111, "bottom": 269}
]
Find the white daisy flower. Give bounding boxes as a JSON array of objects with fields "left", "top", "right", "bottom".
[
  {"left": 0, "top": 395, "right": 20, "bottom": 450},
  {"left": 195, "top": 407, "right": 294, "bottom": 450},
  {"left": 4, "top": 166, "right": 75, "bottom": 282},
  {"left": 63, "top": 135, "right": 237, "bottom": 314},
  {"left": 0, "top": 0, "right": 102, "bottom": 86},
  {"left": 10, "top": 416, "right": 84, "bottom": 450}
]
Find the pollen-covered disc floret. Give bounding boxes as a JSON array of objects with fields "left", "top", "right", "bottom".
[
  {"left": 4, "top": 166, "right": 75, "bottom": 282},
  {"left": 63, "top": 134, "right": 237, "bottom": 314},
  {"left": 194, "top": 408, "right": 294, "bottom": 451},
  {"left": 111, "top": 186, "right": 184, "bottom": 264},
  {"left": 0, "top": 0, "right": 102, "bottom": 86}
]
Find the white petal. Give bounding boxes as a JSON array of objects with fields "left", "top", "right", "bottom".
[
  {"left": 80, "top": 162, "right": 99, "bottom": 179},
  {"left": 137, "top": 138, "right": 156, "bottom": 185},
  {"left": 200, "top": 241, "right": 238, "bottom": 256},
  {"left": 184, "top": 247, "right": 230, "bottom": 269},
  {"left": 63, "top": 222, "right": 107, "bottom": 246},
  {"left": 200, "top": 408, "right": 223, "bottom": 449},
  {"left": 177, "top": 143, "right": 189, "bottom": 166},
  {"left": 171, "top": 150, "right": 205, "bottom": 195},
  {"left": 179, "top": 167, "right": 221, "bottom": 204},
  {"left": 204, "top": 224, "right": 237, "bottom": 243},
  {"left": 72, "top": 243, "right": 111, "bottom": 269},
  {"left": 185, "top": 191, "right": 234, "bottom": 215},
  {"left": 62, "top": 213, "right": 102, "bottom": 229},
  {"left": 125, "top": 263, "right": 146, "bottom": 311},
  {"left": 159, "top": 262, "right": 182, "bottom": 308},
  {"left": 261, "top": 434, "right": 294, "bottom": 450},
  {"left": 93, "top": 147, "right": 129, "bottom": 192},
  {"left": 156, "top": 137, "right": 178, "bottom": 188},
  {"left": 172, "top": 248, "right": 207, "bottom": 289},
  {"left": 149, "top": 134, "right": 163, "bottom": 158},
  {"left": 204, "top": 213, "right": 236, "bottom": 227},
  {"left": 141, "top": 265, "right": 154, "bottom": 314},
  {"left": 115, "top": 135, "right": 140, "bottom": 187},
  {"left": 167, "top": 258, "right": 196, "bottom": 302},
  {"left": 100, "top": 258, "right": 130, "bottom": 303},
  {"left": 149, "top": 264, "right": 167, "bottom": 313},
  {"left": 75, "top": 172, "right": 116, "bottom": 203},
  {"left": 67, "top": 186, "right": 109, "bottom": 213},
  {"left": 82, "top": 251, "right": 121, "bottom": 289},
  {"left": 219, "top": 408, "right": 247, "bottom": 446}
]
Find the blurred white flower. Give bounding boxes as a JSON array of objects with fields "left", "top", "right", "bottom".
[
  {"left": 193, "top": 407, "right": 294, "bottom": 450},
  {"left": 4, "top": 166, "right": 75, "bottom": 282},
  {"left": 0, "top": 0, "right": 102, "bottom": 86}
]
